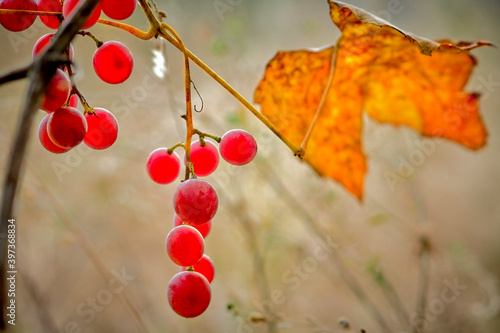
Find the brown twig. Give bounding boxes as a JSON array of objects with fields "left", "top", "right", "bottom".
[
  {"left": 0, "top": 65, "right": 31, "bottom": 86},
  {"left": 0, "top": 0, "right": 101, "bottom": 328}
]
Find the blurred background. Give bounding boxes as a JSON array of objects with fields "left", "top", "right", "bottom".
[{"left": 0, "top": 0, "right": 499, "bottom": 332}]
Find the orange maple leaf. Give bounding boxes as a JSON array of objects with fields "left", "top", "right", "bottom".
[{"left": 254, "top": 0, "right": 493, "bottom": 200}]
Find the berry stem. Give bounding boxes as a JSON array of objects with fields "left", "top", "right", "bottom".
[
  {"left": 77, "top": 30, "right": 104, "bottom": 48},
  {"left": 194, "top": 129, "right": 221, "bottom": 143},
  {"left": 167, "top": 142, "right": 184, "bottom": 154},
  {"left": 66, "top": 65, "right": 94, "bottom": 115}
]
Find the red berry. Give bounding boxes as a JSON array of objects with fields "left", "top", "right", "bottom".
[
  {"left": 146, "top": 148, "right": 180, "bottom": 184},
  {"left": 69, "top": 94, "right": 79, "bottom": 108},
  {"left": 93, "top": 41, "right": 133, "bottom": 84},
  {"left": 173, "top": 215, "right": 211, "bottom": 238},
  {"left": 101, "top": 0, "right": 136, "bottom": 20},
  {"left": 84, "top": 108, "right": 118, "bottom": 150},
  {"left": 167, "top": 271, "right": 211, "bottom": 318},
  {"left": 182, "top": 254, "right": 215, "bottom": 283},
  {"left": 219, "top": 129, "right": 258, "bottom": 165},
  {"left": 47, "top": 107, "right": 87, "bottom": 149},
  {"left": 41, "top": 69, "right": 71, "bottom": 113},
  {"left": 187, "top": 140, "right": 219, "bottom": 177},
  {"left": 165, "top": 225, "right": 204, "bottom": 267},
  {"left": 37, "top": 0, "right": 62, "bottom": 29},
  {"left": 173, "top": 179, "right": 218, "bottom": 226},
  {"left": 38, "top": 114, "right": 71, "bottom": 154},
  {"left": 33, "top": 33, "right": 74, "bottom": 60},
  {"left": 0, "top": 0, "right": 38, "bottom": 32},
  {"left": 62, "top": 0, "right": 101, "bottom": 29}
]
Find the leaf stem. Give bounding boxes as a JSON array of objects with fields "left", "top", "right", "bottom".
[{"left": 300, "top": 46, "right": 338, "bottom": 152}]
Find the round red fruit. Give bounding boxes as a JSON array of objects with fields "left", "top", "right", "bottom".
[
  {"left": 173, "top": 179, "right": 218, "bottom": 226},
  {"left": 48, "top": 107, "right": 87, "bottom": 149},
  {"left": 84, "top": 108, "right": 118, "bottom": 150},
  {"left": 0, "top": 0, "right": 38, "bottom": 32},
  {"left": 33, "top": 33, "right": 74, "bottom": 60},
  {"left": 146, "top": 148, "right": 180, "bottom": 184},
  {"left": 37, "top": 0, "right": 62, "bottom": 29},
  {"left": 188, "top": 140, "right": 219, "bottom": 177},
  {"left": 167, "top": 271, "right": 211, "bottom": 318},
  {"left": 182, "top": 254, "right": 215, "bottom": 283},
  {"left": 62, "top": 0, "right": 101, "bottom": 29},
  {"left": 165, "top": 225, "right": 204, "bottom": 267},
  {"left": 101, "top": 0, "right": 137, "bottom": 20},
  {"left": 173, "top": 214, "right": 211, "bottom": 238},
  {"left": 93, "top": 41, "right": 133, "bottom": 84},
  {"left": 38, "top": 114, "right": 71, "bottom": 154},
  {"left": 219, "top": 129, "right": 258, "bottom": 165},
  {"left": 41, "top": 69, "right": 71, "bottom": 113}
]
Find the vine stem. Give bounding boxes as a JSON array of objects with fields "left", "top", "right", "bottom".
[
  {"left": 97, "top": 3, "right": 305, "bottom": 158},
  {"left": 0, "top": 9, "right": 60, "bottom": 16}
]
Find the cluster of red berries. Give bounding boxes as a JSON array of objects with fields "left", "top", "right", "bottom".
[
  {"left": 147, "top": 129, "right": 258, "bottom": 317},
  {"left": 0, "top": 0, "right": 137, "bottom": 153}
]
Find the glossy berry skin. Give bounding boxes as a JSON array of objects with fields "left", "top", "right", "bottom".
[
  {"left": 41, "top": 69, "right": 71, "bottom": 113},
  {"left": 146, "top": 149, "right": 180, "bottom": 184},
  {"left": 84, "top": 108, "right": 118, "bottom": 150},
  {"left": 37, "top": 0, "right": 62, "bottom": 29},
  {"left": 167, "top": 271, "right": 211, "bottom": 318},
  {"left": 173, "top": 179, "right": 218, "bottom": 226},
  {"left": 188, "top": 140, "right": 219, "bottom": 177},
  {"left": 38, "top": 114, "right": 71, "bottom": 154},
  {"left": 33, "top": 33, "right": 74, "bottom": 60},
  {"left": 173, "top": 214, "right": 211, "bottom": 238},
  {"left": 62, "top": 0, "right": 101, "bottom": 29},
  {"left": 165, "top": 225, "right": 204, "bottom": 267},
  {"left": 182, "top": 254, "right": 215, "bottom": 283},
  {"left": 219, "top": 129, "right": 258, "bottom": 165},
  {"left": 93, "top": 41, "right": 133, "bottom": 84},
  {"left": 0, "top": 0, "right": 38, "bottom": 32},
  {"left": 48, "top": 107, "right": 87, "bottom": 149},
  {"left": 101, "top": 0, "right": 137, "bottom": 20}
]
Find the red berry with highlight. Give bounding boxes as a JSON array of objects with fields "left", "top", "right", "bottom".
[
  {"left": 0, "top": 0, "right": 38, "bottom": 32},
  {"left": 41, "top": 69, "right": 71, "bottom": 113},
  {"left": 173, "top": 179, "right": 218, "bottom": 226},
  {"left": 146, "top": 148, "right": 180, "bottom": 184},
  {"left": 38, "top": 114, "right": 71, "bottom": 154},
  {"left": 173, "top": 214, "right": 211, "bottom": 238},
  {"left": 219, "top": 129, "right": 258, "bottom": 165},
  {"left": 182, "top": 254, "right": 215, "bottom": 283},
  {"left": 167, "top": 271, "right": 211, "bottom": 318},
  {"left": 84, "top": 108, "right": 118, "bottom": 150},
  {"left": 93, "top": 41, "right": 133, "bottom": 84},
  {"left": 188, "top": 140, "right": 219, "bottom": 177},
  {"left": 62, "top": 0, "right": 101, "bottom": 29},
  {"left": 37, "top": 0, "right": 62, "bottom": 29},
  {"left": 47, "top": 107, "right": 87, "bottom": 149},
  {"left": 166, "top": 225, "right": 204, "bottom": 267},
  {"left": 33, "top": 33, "right": 74, "bottom": 60},
  {"left": 101, "top": 0, "right": 137, "bottom": 20}
]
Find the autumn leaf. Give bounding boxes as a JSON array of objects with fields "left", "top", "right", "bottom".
[{"left": 254, "top": 0, "right": 493, "bottom": 200}]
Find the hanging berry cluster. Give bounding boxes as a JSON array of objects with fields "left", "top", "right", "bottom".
[{"left": 147, "top": 129, "right": 258, "bottom": 317}]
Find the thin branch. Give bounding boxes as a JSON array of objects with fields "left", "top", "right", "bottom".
[
  {"left": 0, "top": 0, "right": 101, "bottom": 328},
  {"left": 412, "top": 236, "right": 431, "bottom": 333},
  {"left": 0, "top": 64, "right": 31, "bottom": 86}
]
